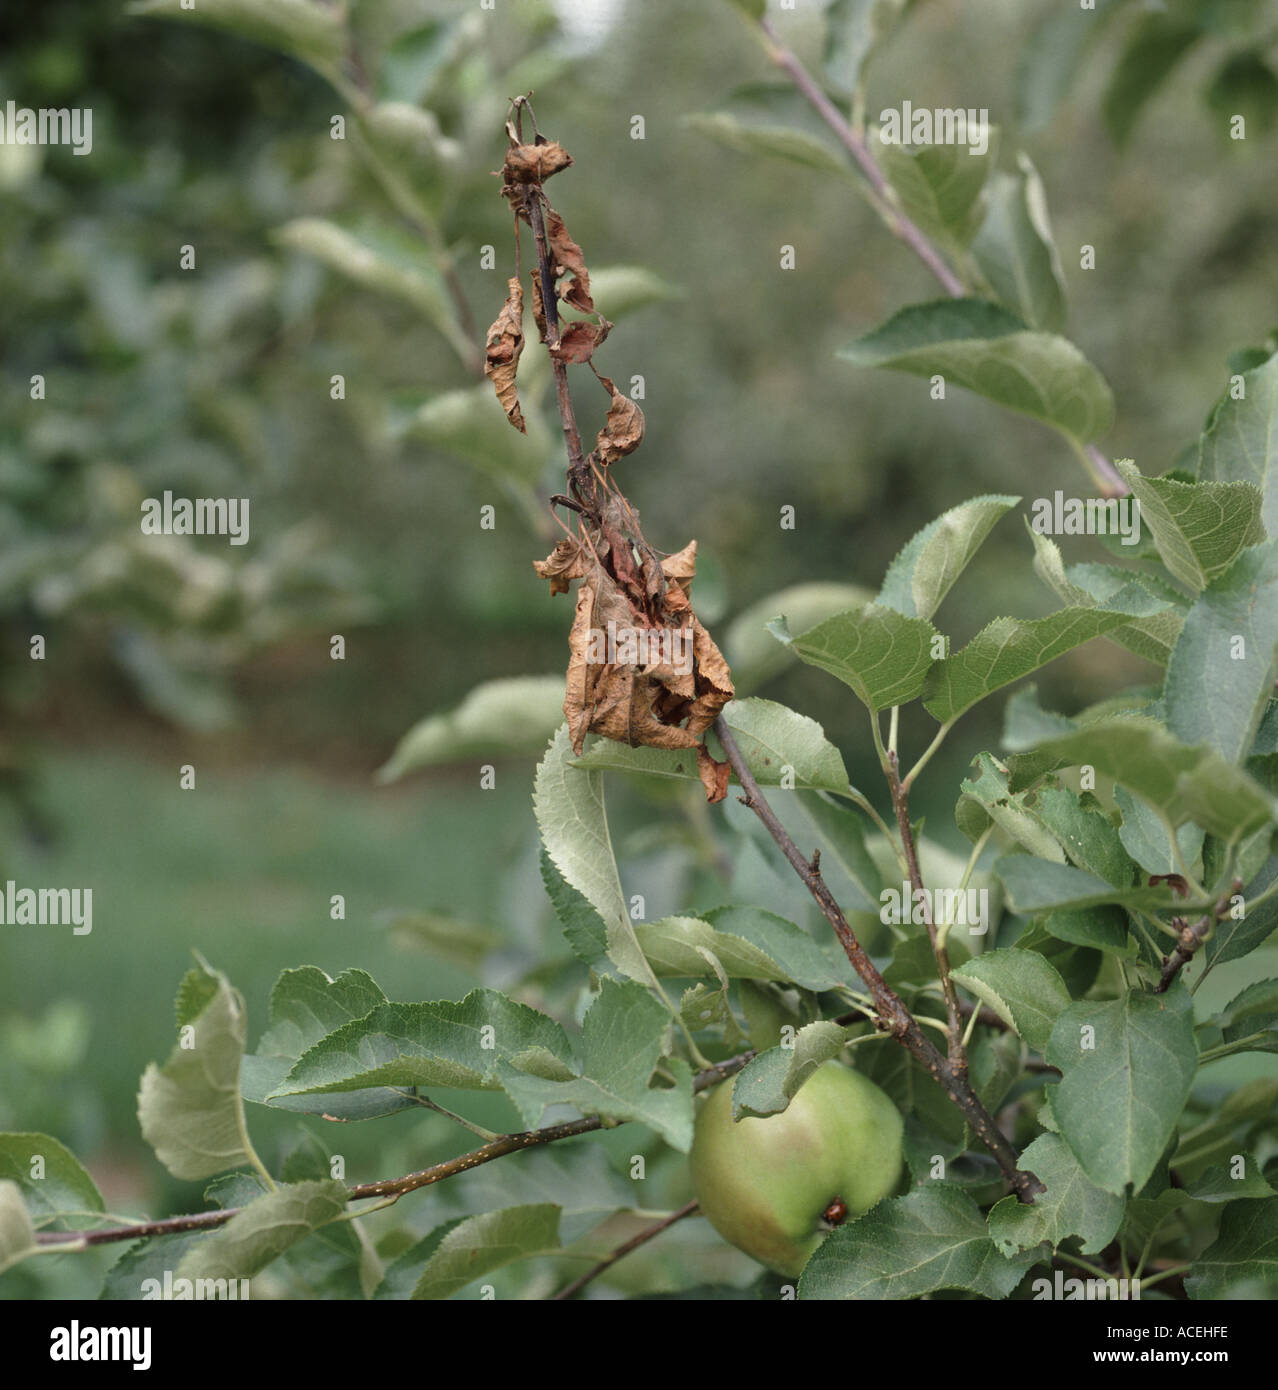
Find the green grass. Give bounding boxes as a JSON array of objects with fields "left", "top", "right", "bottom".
[{"left": 0, "top": 748, "right": 532, "bottom": 1153}]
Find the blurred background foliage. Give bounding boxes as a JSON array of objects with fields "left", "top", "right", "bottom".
[{"left": 3, "top": 0, "right": 1278, "bottom": 1296}]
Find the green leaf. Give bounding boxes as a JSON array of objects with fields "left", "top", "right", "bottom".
[
  {"left": 923, "top": 608, "right": 1135, "bottom": 724},
  {"left": 1003, "top": 714, "right": 1278, "bottom": 840},
  {"left": 1032, "top": 535, "right": 1185, "bottom": 667},
  {"left": 541, "top": 850, "right": 609, "bottom": 973},
  {"left": 1198, "top": 353, "right": 1278, "bottom": 537},
  {"left": 268, "top": 987, "right": 575, "bottom": 1099},
  {"left": 535, "top": 726, "right": 651, "bottom": 988},
  {"left": 1045, "top": 987, "right": 1199, "bottom": 1195},
  {"left": 822, "top": 0, "right": 909, "bottom": 98},
  {"left": 137, "top": 963, "right": 255, "bottom": 1182},
  {"left": 1035, "top": 784, "right": 1136, "bottom": 887},
  {"left": 361, "top": 103, "right": 458, "bottom": 219},
  {"left": 377, "top": 678, "right": 566, "bottom": 780},
  {"left": 1186, "top": 1155, "right": 1276, "bottom": 1203},
  {"left": 585, "top": 266, "right": 680, "bottom": 320},
  {"left": 570, "top": 697, "right": 851, "bottom": 796},
  {"left": 127, "top": 0, "right": 346, "bottom": 69},
  {"left": 773, "top": 605, "right": 937, "bottom": 712},
  {"left": 1038, "top": 906, "right": 1136, "bottom": 957},
  {"left": 952, "top": 948, "right": 1070, "bottom": 1053},
  {"left": 878, "top": 494, "right": 1018, "bottom": 621},
  {"left": 883, "top": 930, "right": 970, "bottom": 989},
  {"left": 99, "top": 1229, "right": 213, "bottom": 1300},
  {"left": 709, "top": 699, "right": 850, "bottom": 793},
  {"left": 707, "top": 905, "right": 856, "bottom": 990},
  {"left": 279, "top": 1214, "right": 382, "bottom": 1300},
  {"left": 726, "top": 582, "right": 874, "bottom": 691},
  {"left": 995, "top": 855, "right": 1174, "bottom": 916},
  {"left": 1209, "top": 979, "right": 1278, "bottom": 1056},
  {"left": 876, "top": 125, "right": 998, "bottom": 251},
  {"left": 970, "top": 1029, "right": 1023, "bottom": 1113},
  {"left": 1103, "top": 16, "right": 1201, "bottom": 145},
  {"left": 497, "top": 979, "right": 694, "bottom": 1152},
  {"left": 724, "top": 0, "right": 765, "bottom": 19},
  {"left": 858, "top": 1038, "right": 968, "bottom": 1147},
  {"left": 1204, "top": 855, "right": 1278, "bottom": 966},
  {"left": 1114, "top": 785, "right": 1204, "bottom": 878},
  {"left": 273, "top": 219, "right": 473, "bottom": 367},
  {"left": 1205, "top": 49, "right": 1278, "bottom": 137},
  {"left": 173, "top": 1180, "right": 347, "bottom": 1284},
  {"left": 972, "top": 154, "right": 1067, "bottom": 332},
  {"left": 1120, "top": 1189, "right": 1190, "bottom": 1256},
  {"left": 838, "top": 299, "right": 1114, "bottom": 444},
  {"left": 0, "top": 1182, "right": 37, "bottom": 1276},
  {"left": 987, "top": 1134, "right": 1125, "bottom": 1255},
  {"left": 637, "top": 911, "right": 850, "bottom": 991},
  {"left": 404, "top": 382, "right": 550, "bottom": 487},
  {"left": 1172, "top": 1078, "right": 1278, "bottom": 1178},
  {"left": 799, "top": 1183, "right": 1037, "bottom": 1299},
  {"left": 0, "top": 1133, "right": 103, "bottom": 1225},
  {"left": 240, "top": 967, "right": 416, "bottom": 1121},
  {"left": 408, "top": 1205, "right": 561, "bottom": 1300},
  {"left": 1185, "top": 1197, "right": 1278, "bottom": 1299},
  {"left": 1015, "top": 0, "right": 1128, "bottom": 133},
  {"left": 380, "top": 910, "right": 501, "bottom": 973},
  {"left": 684, "top": 83, "right": 856, "bottom": 180},
  {"left": 377, "top": 17, "right": 474, "bottom": 105},
  {"left": 731, "top": 1023, "right": 852, "bottom": 1119},
  {"left": 795, "top": 791, "right": 883, "bottom": 908},
  {"left": 1165, "top": 541, "right": 1278, "bottom": 764},
  {"left": 1116, "top": 461, "right": 1266, "bottom": 592},
  {"left": 387, "top": 1144, "right": 632, "bottom": 1240},
  {"left": 956, "top": 753, "right": 1066, "bottom": 862}
]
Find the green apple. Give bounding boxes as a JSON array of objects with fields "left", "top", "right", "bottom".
[{"left": 689, "top": 1061, "right": 903, "bottom": 1277}]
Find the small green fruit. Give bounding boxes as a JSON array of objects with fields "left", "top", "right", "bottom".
[{"left": 689, "top": 1061, "right": 903, "bottom": 1278}]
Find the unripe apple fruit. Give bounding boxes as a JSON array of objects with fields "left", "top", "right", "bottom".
[{"left": 689, "top": 1061, "right": 903, "bottom": 1277}]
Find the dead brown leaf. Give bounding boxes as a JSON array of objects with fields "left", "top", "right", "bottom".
[
  {"left": 533, "top": 537, "right": 589, "bottom": 596},
  {"left": 484, "top": 276, "right": 526, "bottom": 432},
  {"left": 502, "top": 140, "right": 573, "bottom": 186},
  {"left": 697, "top": 744, "right": 731, "bottom": 804},
  {"left": 595, "top": 376, "right": 645, "bottom": 466},
  {"left": 545, "top": 208, "right": 594, "bottom": 313},
  {"left": 539, "top": 528, "right": 735, "bottom": 795},
  {"left": 551, "top": 318, "right": 612, "bottom": 365}
]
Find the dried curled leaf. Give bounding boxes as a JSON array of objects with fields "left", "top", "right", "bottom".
[
  {"left": 533, "top": 537, "right": 590, "bottom": 596},
  {"left": 595, "top": 375, "right": 645, "bottom": 466},
  {"left": 552, "top": 318, "right": 612, "bottom": 365},
  {"left": 502, "top": 139, "right": 573, "bottom": 186},
  {"left": 697, "top": 743, "right": 731, "bottom": 805},
  {"left": 534, "top": 532, "right": 735, "bottom": 799},
  {"left": 546, "top": 208, "right": 593, "bottom": 313},
  {"left": 484, "top": 276, "right": 526, "bottom": 432}
]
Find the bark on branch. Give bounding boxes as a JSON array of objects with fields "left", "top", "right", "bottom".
[{"left": 714, "top": 717, "right": 1044, "bottom": 1203}]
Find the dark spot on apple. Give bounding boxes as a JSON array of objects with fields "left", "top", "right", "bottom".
[{"left": 823, "top": 1196, "right": 849, "bottom": 1227}]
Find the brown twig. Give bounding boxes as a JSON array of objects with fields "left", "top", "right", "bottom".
[
  {"left": 552, "top": 1200, "right": 701, "bottom": 1300},
  {"left": 35, "top": 989, "right": 1026, "bottom": 1254},
  {"left": 886, "top": 749, "right": 966, "bottom": 1076},
  {"left": 714, "top": 717, "right": 1044, "bottom": 1202},
  {"left": 37, "top": 1050, "right": 761, "bottom": 1252},
  {"left": 524, "top": 185, "right": 591, "bottom": 499},
  {"left": 1155, "top": 880, "right": 1241, "bottom": 993},
  {"left": 754, "top": 15, "right": 1127, "bottom": 499}
]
